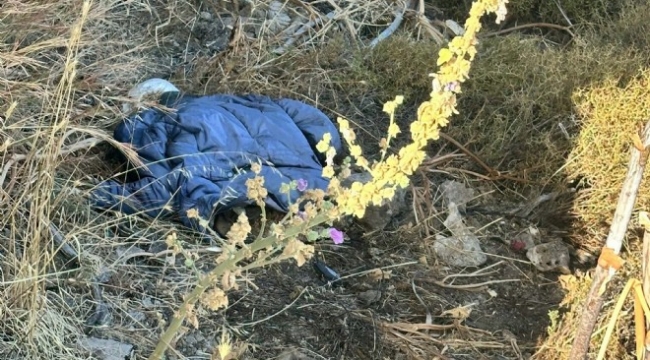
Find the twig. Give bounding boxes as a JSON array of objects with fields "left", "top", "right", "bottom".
[
  {"left": 369, "top": 0, "right": 414, "bottom": 49},
  {"left": 431, "top": 278, "right": 520, "bottom": 291},
  {"left": 513, "top": 191, "right": 565, "bottom": 218},
  {"left": 569, "top": 120, "right": 650, "bottom": 359},
  {"left": 240, "top": 286, "right": 307, "bottom": 326},
  {"left": 412, "top": 280, "right": 433, "bottom": 326},
  {"left": 272, "top": 11, "right": 336, "bottom": 54},
  {"left": 437, "top": 132, "right": 532, "bottom": 183},
  {"left": 441, "top": 260, "right": 505, "bottom": 283},
  {"left": 500, "top": 330, "right": 524, "bottom": 360},
  {"left": 640, "top": 211, "right": 650, "bottom": 360},
  {"left": 465, "top": 190, "right": 573, "bottom": 219},
  {"left": 0, "top": 159, "right": 15, "bottom": 193},
  {"left": 484, "top": 22, "right": 575, "bottom": 38},
  {"left": 554, "top": 0, "right": 574, "bottom": 27},
  {"left": 411, "top": 0, "right": 445, "bottom": 45},
  {"left": 324, "top": 0, "right": 357, "bottom": 39},
  {"left": 336, "top": 261, "right": 419, "bottom": 282},
  {"left": 437, "top": 133, "right": 496, "bottom": 176},
  {"left": 116, "top": 246, "right": 223, "bottom": 263},
  {"left": 48, "top": 223, "right": 79, "bottom": 263}
]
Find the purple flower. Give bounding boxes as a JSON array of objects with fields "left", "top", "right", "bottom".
[
  {"left": 328, "top": 228, "right": 344, "bottom": 245},
  {"left": 298, "top": 211, "right": 308, "bottom": 220},
  {"left": 296, "top": 179, "right": 308, "bottom": 192},
  {"left": 445, "top": 81, "right": 459, "bottom": 92}
]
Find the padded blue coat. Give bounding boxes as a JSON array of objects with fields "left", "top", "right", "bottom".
[{"left": 91, "top": 92, "right": 343, "bottom": 232}]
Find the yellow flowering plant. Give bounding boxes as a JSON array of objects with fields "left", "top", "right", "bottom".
[
  {"left": 148, "top": 1, "right": 509, "bottom": 358},
  {"left": 322, "top": 0, "right": 508, "bottom": 220}
]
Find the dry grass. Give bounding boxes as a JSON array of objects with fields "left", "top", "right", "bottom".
[
  {"left": 0, "top": 1, "right": 181, "bottom": 358},
  {"left": 2, "top": 0, "right": 650, "bottom": 359},
  {"left": 566, "top": 70, "right": 650, "bottom": 244}
]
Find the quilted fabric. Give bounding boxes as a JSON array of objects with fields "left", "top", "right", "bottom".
[{"left": 91, "top": 92, "right": 342, "bottom": 232}]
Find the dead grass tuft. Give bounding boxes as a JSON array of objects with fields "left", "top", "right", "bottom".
[
  {"left": 565, "top": 69, "right": 650, "bottom": 248},
  {"left": 0, "top": 0, "right": 182, "bottom": 358}
]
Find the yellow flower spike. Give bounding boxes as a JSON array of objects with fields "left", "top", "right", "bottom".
[
  {"left": 325, "top": 0, "right": 508, "bottom": 219},
  {"left": 350, "top": 145, "right": 363, "bottom": 158},
  {"left": 356, "top": 157, "right": 369, "bottom": 169},
  {"left": 437, "top": 48, "right": 454, "bottom": 66},
  {"left": 322, "top": 166, "right": 335, "bottom": 179},
  {"left": 387, "top": 123, "right": 400, "bottom": 138}
]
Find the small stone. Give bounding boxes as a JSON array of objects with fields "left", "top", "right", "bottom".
[
  {"left": 358, "top": 290, "right": 382, "bottom": 305},
  {"left": 526, "top": 241, "right": 571, "bottom": 274},
  {"left": 440, "top": 180, "right": 475, "bottom": 212},
  {"left": 77, "top": 337, "right": 134, "bottom": 360},
  {"left": 200, "top": 11, "right": 213, "bottom": 21},
  {"left": 433, "top": 202, "right": 487, "bottom": 267}
]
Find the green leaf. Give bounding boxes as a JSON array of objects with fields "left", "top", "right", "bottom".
[{"left": 306, "top": 231, "right": 320, "bottom": 242}]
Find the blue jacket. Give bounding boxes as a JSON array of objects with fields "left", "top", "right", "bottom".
[{"left": 91, "top": 92, "right": 343, "bottom": 232}]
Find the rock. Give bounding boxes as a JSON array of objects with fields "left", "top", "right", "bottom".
[
  {"left": 77, "top": 337, "right": 134, "bottom": 360},
  {"left": 200, "top": 11, "right": 213, "bottom": 21},
  {"left": 440, "top": 180, "right": 475, "bottom": 212},
  {"left": 358, "top": 290, "right": 382, "bottom": 305},
  {"left": 526, "top": 241, "right": 571, "bottom": 274},
  {"left": 340, "top": 171, "right": 407, "bottom": 232},
  {"left": 433, "top": 202, "right": 487, "bottom": 267}
]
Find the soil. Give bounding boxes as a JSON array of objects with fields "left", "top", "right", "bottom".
[{"left": 82, "top": 177, "right": 576, "bottom": 359}]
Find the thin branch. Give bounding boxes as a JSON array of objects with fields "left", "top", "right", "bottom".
[
  {"left": 484, "top": 22, "right": 575, "bottom": 38},
  {"left": 369, "top": 0, "right": 414, "bottom": 49},
  {"left": 638, "top": 211, "right": 650, "bottom": 360},
  {"left": 324, "top": 0, "right": 357, "bottom": 39},
  {"left": 431, "top": 278, "right": 520, "bottom": 291},
  {"left": 240, "top": 286, "right": 307, "bottom": 326},
  {"left": 554, "top": 0, "right": 574, "bottom": 27},
  {"left": 272, "top": 11, "right": 336, "bottom": 54}
]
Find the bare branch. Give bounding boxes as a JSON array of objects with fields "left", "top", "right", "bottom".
[{"left": 570, "top": 120, "right": 650, "bottom": 359}]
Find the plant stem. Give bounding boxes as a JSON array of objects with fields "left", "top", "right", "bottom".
[{"left": 148, "top": 212, "right": 330, "bottom": 360}]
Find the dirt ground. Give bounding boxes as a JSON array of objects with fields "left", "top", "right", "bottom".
[
  {"left": 3, "top": 0, "right": 637, "bottom": 359},
  {"left": 83, "top": 178, "right": 575, "bottom": 360}
]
